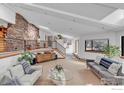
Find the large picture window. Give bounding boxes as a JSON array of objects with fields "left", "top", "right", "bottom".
[
  {"left": 85, "top": 39, "right": 109, "bottom": 52},
  {"left": 121, "top": 36, "right": 124, "bottom": 56}
]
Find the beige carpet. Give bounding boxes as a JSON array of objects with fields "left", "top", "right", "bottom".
[{"left": 35, "top": 59, "right": 101, "bottom": 85}]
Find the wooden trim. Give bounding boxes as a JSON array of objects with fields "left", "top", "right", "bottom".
[
  {"left": 120, "top": 56, "right": 124, "bottom": 59},
  {"left": 85, "top": 50, "right": 104, "bottom": 53},
  {"left": 0, "top": 52, "right": 21, "bottom": 59}
]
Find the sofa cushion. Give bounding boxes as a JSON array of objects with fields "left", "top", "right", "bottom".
[
  {"left": 9, "top": 64, "right": 25, "bottom": 78},
  {"left": 0, "top": 70, "right": 12, "bottom": 82},
  {"left": 99, "top": 58, "right": 113, "bottom": 69},
  {"left": 0, "top": 75, "right": 21, "bottom": 85},
  {"left": 20, "top": 70, "right": 41, "bottom": 85},
  {"left": 99, "top": 70, "right": 113, "bottom": 78},
  {"left": 0, "top": 75, "right": 16, "bottom": 85},
  {"left": 117, "top": 66, "right": 124, "bottom": 76},
  {"left": 95, "top": 56, "right": 102, "bottom": 64},
  {"left": 108, "top": 63, "right": 121, "bottom": 75},
  {"left": 21, "top": 61, "right": 35, "bottom": 74},
  {"left": 87, "top": 62, "right": 96, "bottom": 67},
  {"left": 92, "top": 64, "right": 107, "bottom": 72}
]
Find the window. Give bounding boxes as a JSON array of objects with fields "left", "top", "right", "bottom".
[
  {"left": 85, "top": 39, "right": 109, "bottom": 52},
  {"left": 121, "top": 36, "right": 124, "bottom": 56}
]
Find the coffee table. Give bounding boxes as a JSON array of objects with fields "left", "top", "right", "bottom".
[{"left": 49, "top": 69, "right": 73, "bottom": 85}]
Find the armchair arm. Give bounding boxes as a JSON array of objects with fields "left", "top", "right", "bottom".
[
  {"left": 114, "top": 76, "right": 124, "bottom": 79},
  {"left": 101, "top": 78, "right": 117, "bottom": 85},
  {"left": 86, "top": 59, "right": 95, "bottom": 62},
  {"left": 113, "top": 76, "right": 124, "bottom": 85},
  {"left": 85, "top": 59, "right": 95, "bottom": 68}
]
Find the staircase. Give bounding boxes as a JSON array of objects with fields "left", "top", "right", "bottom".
[
  {"left": 53, "top": 48, "right": 65, "bottom": 59},
  {"left": 54, "top": 40, "right": 66, "bottom": 58},
  {"left": 0, "top": 38, "right": 6, "bottom": 52}
]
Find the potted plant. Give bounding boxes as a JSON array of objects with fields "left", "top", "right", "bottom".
[
  {"left": 57, "top": 34, "right": 63, "bottom": 39},
  {"left": 18, "top": 52, "right": 35, "bottom": 65},
  {"left": 103, "top": 45, "right": 120, "bottom": 58}
]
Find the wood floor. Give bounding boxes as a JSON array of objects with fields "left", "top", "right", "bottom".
[{"left": 35, "top": 58, "right": 101, "bottom": 85}]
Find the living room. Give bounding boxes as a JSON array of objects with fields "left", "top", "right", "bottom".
[{"left": 0, "top": 2, "right": 124, "bottom": 93}]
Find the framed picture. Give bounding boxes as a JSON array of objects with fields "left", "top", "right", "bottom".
[{"left": 85, "top": 39, "right": 109, "bottom": 52}]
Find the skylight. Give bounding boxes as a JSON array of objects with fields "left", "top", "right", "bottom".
[{"left": 101, "top": 9, "right": 124, "bottom": 26}]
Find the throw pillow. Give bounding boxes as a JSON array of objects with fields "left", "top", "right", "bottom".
[
  {"left": 21, "top": 61, "right": 35, "bottom": 74},
  {"left": 0, "top": 75, "right": 14, "bottom": 85},
  {"left": 0, "top": 75, "right": 21, "bottom": 85},
  {"left": 95, "top": 56, "right": 102, "bottom": 64},
  {"left": 108, "top": 63, "right": 121, "bottom": 75},
  {"left": 9, "top": 64, "right": 25, "bottom": 79},
  {"left": 0, "top": 71, "right": 12, "bottom": 82},
  {"left": 12, "top": 76, "right": 22, "bottom": 85}
]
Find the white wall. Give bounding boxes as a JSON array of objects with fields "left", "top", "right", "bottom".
[
  {"left": 77, "top": 30, "right": 124, "bottom": 61},
  {"left": 115, "top": 31, "right": 124, "bottom": 50},
  {"left": 0, "top": 19, "right": 8, "bottom": 27},
  {"left": 0, "top": 4, "right": 15, "bottom": 24},
  {"left": 39, "top": 29, "right": 54, "bottom": 40},
  {"left": 78, "top": 31, "right": 117, "bottom": 60},
  {"left": 39, "top": 30, "right": 46, "bottom": 40}
]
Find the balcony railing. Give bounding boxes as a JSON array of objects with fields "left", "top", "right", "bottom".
[
  {"left": 0, "top": 38, "right": 66, "bottom": 57},
  {"left": 55, "top": 40, "right": 66, "bottom": 57}
]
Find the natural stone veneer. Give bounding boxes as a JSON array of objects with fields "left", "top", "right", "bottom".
[{"left": 6, "top": 13, "right": 40, "bottom": 51}]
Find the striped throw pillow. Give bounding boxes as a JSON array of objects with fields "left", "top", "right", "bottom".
[{"left": 21, "top": 61, "right": 35, "bottom": 74}]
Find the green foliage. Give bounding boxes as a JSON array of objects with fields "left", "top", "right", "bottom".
[
  {"left": 18, "top": 52, "right": 34, "bottom": 64},
  {"left": 57, "top": 34, "right": 63, "bottom": 39},
  {"left": 103, "top": 45, "right": 120, "bottom": 58}
]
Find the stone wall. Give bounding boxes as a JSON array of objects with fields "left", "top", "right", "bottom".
[
  {"left": 7, "top": 13, "right": 28, "bottom": 39},
  {"left": 6, "top": 13, "right": 40, "bottom": 51}
]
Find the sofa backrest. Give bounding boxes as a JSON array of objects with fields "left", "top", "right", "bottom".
[
  {"left": 9, "top": 64, "right": 25, "bottom": 78},
  {"left": 100, "top": 58, "right": 121, "bottom": 69},
  {"left": 0, "top": 55, "right": 20, "bottom": 75}
]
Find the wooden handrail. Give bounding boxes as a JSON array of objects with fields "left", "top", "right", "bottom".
[{"left": 0, "top": 51, "right": 22, "bottom": 59}]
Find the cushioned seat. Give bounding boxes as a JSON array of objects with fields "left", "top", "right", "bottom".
[
  {"left": 87, "top": 62, "right": 96, "bottom": 67},
  {"left": 92, "top": 64, "right": 107, "bottom": 72},
  {"left": 20, "top": 71, "right": 40, "bottom": 85},
  {"left": 87, "top": 57, "right": 123, "bottom": 85},
  {"left": 99, "top": 70, "right": 113, "bottom": 78},
  {"left": 9, "top": 65, "right": 42, "bottom": 85}
]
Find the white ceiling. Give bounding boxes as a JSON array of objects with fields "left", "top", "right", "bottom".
[
  {"left": 3, "top": 3, "right": 124, "bottom": 37},
  {"left": 35, "top": 3, "right": 116, "bottom": 20},
  {"left": 103, "top": 3, "right": 124, "bottom": 9}
]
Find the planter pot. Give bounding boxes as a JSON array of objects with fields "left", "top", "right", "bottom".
[{"left": 30, "top": 58, "right": 36, "bottom": 65}]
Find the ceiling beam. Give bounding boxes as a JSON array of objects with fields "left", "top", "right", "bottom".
[{"left": 12, "top": 3, "right": 120, "bottom": 30}]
